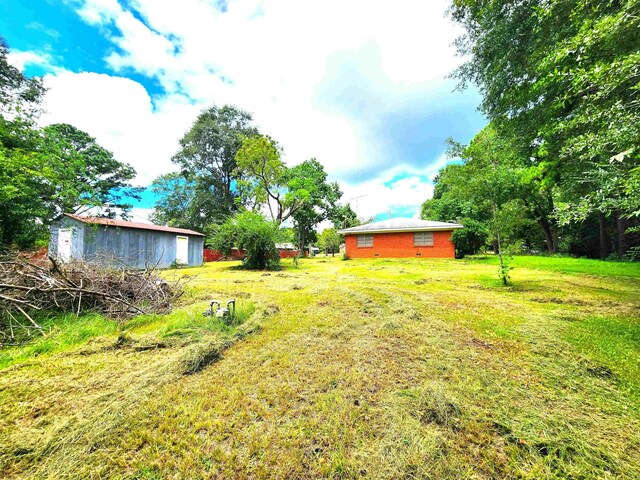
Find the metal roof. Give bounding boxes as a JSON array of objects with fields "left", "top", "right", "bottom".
[
  {"left": 337, "top": 218, "right": 463, "bottom": 235},
  {"left": 64, "top": 214, "right": 205, "bottom": 236}
]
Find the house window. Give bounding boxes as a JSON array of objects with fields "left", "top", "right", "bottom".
[
  {"left": 414, "top": 232, "right": 434, "bottom": 247},
  {"left": 356, "top": 234, "right": 374, "bottom": 247}
]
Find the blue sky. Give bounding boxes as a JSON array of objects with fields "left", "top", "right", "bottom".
[{"left": 2, "top": 0, "right": 486, "bottom": 222}]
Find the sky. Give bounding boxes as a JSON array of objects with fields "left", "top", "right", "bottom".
[{"left": 2, "top": 0, "right": 486, "bottom": 224}]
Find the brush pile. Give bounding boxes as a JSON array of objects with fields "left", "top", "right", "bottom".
[{"left": 0, "top": 254, "right": 185, "bottom": 344}]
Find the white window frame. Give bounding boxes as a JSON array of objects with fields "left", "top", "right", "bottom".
[
  {"left": 414, "top": 231, "right": 434, "bottom": 247},
  {"left": 356, "top": 234, "right": 374, "bottom": 248}
]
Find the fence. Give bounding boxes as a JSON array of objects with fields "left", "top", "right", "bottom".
[{"left": 203, "top": 248, "right": 301, "bottom": 262}]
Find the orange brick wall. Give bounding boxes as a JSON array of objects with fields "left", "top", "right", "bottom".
[{"left": 344, "top": 231, "right": 455, "bottom": 258}]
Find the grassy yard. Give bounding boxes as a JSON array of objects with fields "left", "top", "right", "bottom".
[{"left": 1, "top": 255, "right": 639, "bottom": 478}]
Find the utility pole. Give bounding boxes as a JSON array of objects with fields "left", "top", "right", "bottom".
[{"left": 349, "top": 194, "right": 368, "bottom": 216}]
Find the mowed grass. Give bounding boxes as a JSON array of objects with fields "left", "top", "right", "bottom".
[
  {"left": 1, "top": 255, "right": 639, "bottom": 478},
  {"left": 471, "top": 254, "right": 640, "bottom": 277}
]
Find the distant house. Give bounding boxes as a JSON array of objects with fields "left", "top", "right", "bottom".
[
  {"left": 338, "top": 218, "right": 463, "bottom": 259},
  {"left": 275, "top": 242, "right": 299, "bottom": 259},
  {"left": 49, "top": 214, "right": 204, "bottom": 268},
  {"left": 275, "top": 242, "right": 297, "bottom": 251}
]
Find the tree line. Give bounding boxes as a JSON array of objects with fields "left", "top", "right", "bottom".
[
  {"left": 0, "top": 35, "right": 358, "bottom": 264},
  {"left": 151, "top": 103, "right": 364, "bottom": 264},
  {"left": 0, "top": 37, "right": 139, "bottom": 248},
  {"left": 423, "top": 0, "right": 640, "bottom": 261}
]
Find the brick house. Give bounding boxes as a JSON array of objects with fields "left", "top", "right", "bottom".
[{"left": 338, "top": 218, "right": 463, "bottom": 259}]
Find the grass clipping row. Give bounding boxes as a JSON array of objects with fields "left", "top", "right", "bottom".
[{"left": 1, "top": 303, "right": 265, "bottom": 478}]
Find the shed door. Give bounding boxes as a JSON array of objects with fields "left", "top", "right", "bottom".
[
  {"left": 58, "top": 228, "right": 72, "bottom": 261},
  {"left": 176, "top": 236, "right": 189, "bottom": 264}
]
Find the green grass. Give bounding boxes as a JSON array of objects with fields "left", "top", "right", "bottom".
[
  {"left": 0, "top": 298, "right": 257, "bottom": 370},
  {"left": 1, "top": 256, "right": 640, "bottom": 478},
  {"left": 0, "top": 313, "right": 119, "bottom": 369},
  {"left": 471, "top": 253, "right": 640, "bottom": 277},
  {"left": 564, "top": 315, "right": 640, "bottom": 397}
]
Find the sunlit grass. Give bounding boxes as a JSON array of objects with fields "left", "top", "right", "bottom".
[
  {"left": 1, "top": 255, "right": 639, "bottom": 478},
  {"left": 0, "top": 313, "right": 119, "bottom": 369},
  {"left": 471, "top": 254, "right": 640, "bottom": 277}
]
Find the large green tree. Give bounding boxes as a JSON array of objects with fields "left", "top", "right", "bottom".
[
  {"left": 235, "top": 135, "right": 291, "bottom": 222},
  {"left": 331, "top": 203, "right": 361, "bottom": 230},
  {"left": 168, "top": 105, "right": 258, "bottom": 227},
  {"left": 0, "top": 37, "right": 47, "bottom": 246},
  {"left": 235, "top": 136, "right": 341, "bottom": 231},
  {"left": 0, "top": 143, "right": 51, "bottom": 246},
  {"left": 317, "top": 228, "right": 342, "bottom": 256},
  {"left": 0, "top": 37, "right": 43, "bottom": 115},
  {"left": 287, "top": 159, "right": 341, "bottom": 250},
  {"left": 42, "top": 123, "right": 138, "bottom": 218},
  {"left": 149, "top": 172, "right": 200, "bottom": 230},
  {"left": 1, "top": 37, "right": 139, "bottom": 247},
  {"left": 450, "top": 0, "right": 640, "bottom": 257}
]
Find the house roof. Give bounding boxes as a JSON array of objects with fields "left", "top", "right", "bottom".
[
  {"left": 337, "top": 218, "right": 463, "bottom": 235},
  {"left": 64, "top": 214, "right": 205, "bottom": 236}
]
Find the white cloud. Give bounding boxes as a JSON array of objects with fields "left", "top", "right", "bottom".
[
  {"left": 128, "top": 207, "right": 155, "bottom": 223},
  {"left": 39, "top": 71, "right": 201, "bottom": 184},
  {"left": 7, "top": 50, "right": 57, "bottom": 72},
  {"left": 17, "top": 0, "right": 481, "bottom": 218},
  {"left": 338, "top": 153, "right": 453, "bottom": 221}
]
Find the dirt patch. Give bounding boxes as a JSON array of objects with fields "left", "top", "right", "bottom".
[{"left": 466, "top": 338, "right": 494, "bottom": 350}]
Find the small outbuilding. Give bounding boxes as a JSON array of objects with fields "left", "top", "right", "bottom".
[
  {"left": 49, "top": 214, "right": 204, "bottom": 268},
  {"left": 338, "top": 218, "right": 463, "bottom": 259}
]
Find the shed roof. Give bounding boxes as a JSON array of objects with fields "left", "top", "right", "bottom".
[
  {"left": 337, "top": 218, "right": 463, "bottom": 235},
  {"left": 64, "top": 214, "right": 205, "bottom": 236}
]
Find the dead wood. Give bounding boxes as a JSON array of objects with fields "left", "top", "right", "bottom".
[{"left": 0, "top": 253, "right": 186, "bottom": 345}]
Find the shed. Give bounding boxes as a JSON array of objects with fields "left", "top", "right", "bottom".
[
  {"left": 338, "top": 218, "right": 463, "bottom": 259},
  {"left": 49, "top": 214, "right": 204, "bottom": 268}
]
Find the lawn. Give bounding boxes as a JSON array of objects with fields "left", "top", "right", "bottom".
[{"left": 1, "top": 255, "right": 639, "bottom": 479}]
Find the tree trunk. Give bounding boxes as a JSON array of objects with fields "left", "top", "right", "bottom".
[
  {"left": 598, "top": 212, "right": 610, "bottom": 259},
  {"left": 615, "top": 211, "right": 626, "bottom": 257},
  {"left": 298, "top": 229, "right": 306, "bottom": 255},
  {"left": 538, "top": 216, "right": 557, "bottom": 253},
  {"left": 495, "top": 225, "right": 508, "bottom": 286}
]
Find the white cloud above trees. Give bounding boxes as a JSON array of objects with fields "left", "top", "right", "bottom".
[{"left": 14, "top": 0, "right": 485, "bottom": 218}]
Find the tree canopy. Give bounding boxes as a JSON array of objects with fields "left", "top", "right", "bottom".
[
  {"left": 286, "top": 159, "right": 341, "bottom": 250},
  {"left": 168, "top": 105, "right": 258, "bottom": 227},
  {"left": 0, "top": 37, "right": 139, "bottom": 248},
  {"left": 42, "top": 123, "right": 138, "bottom": 217},
  {"left": 442, "top": 0, "right": 640, "bottom": 259},
  {"left": 235, "top": 136, "right": 342, "bottom": 237}
]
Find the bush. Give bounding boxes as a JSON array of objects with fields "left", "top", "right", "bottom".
[
  {"left": 210, "top": 211, "right": 280, "bottom": 270},
  {"left": 451, "top": 218, "right": 488, "bottom": 258},
  {"left": 623, "top": 246, "right": 640, "bottom": 262}
]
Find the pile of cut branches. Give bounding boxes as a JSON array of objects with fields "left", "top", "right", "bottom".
[{"left": 0, "top": 254, "right": 185, "bottom": 345}]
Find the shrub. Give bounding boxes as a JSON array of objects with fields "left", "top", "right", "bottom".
[
  {"left": 623, "top": 246, "right": 640, "bottom": 262},
  {"left": 210, "top": 211, "right": 280, "bottom": 270},
  {"left": 451, "top": 218, "right": 488, "bottom": 258}
]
